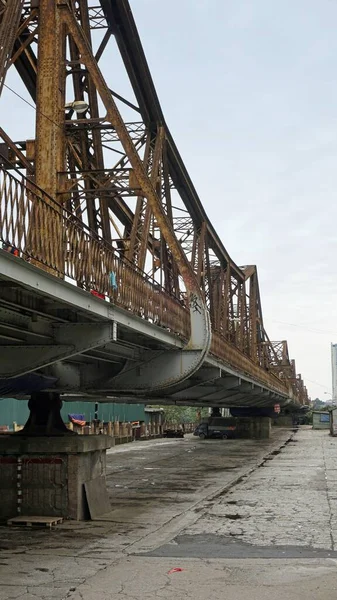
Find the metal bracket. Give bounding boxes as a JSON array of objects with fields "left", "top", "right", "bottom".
[
  {"left": 48, "top": 361, "right": 120, "bottom": 391},
  {"left": 97, "top": 294, "right": 212, "bottom": 393},
  {"left": 0, "top": 323, "right": 114, "bottom": 378}
]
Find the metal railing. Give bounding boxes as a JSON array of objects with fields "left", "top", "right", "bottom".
[{"left": 0, "top": 168, "right": 190, "bottom": 340}]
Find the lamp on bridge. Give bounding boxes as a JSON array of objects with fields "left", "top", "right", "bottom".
[
  {"left": 65, "top": 100, "right": 89, "bottom": 114},
  {"left": 325, "top": 391, "right": 337, "bottom": 406}
]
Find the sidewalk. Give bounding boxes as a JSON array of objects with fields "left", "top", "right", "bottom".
[
  {"left": 1, "top": 428, "right": 337, "bottom": 599},
  {"left": 162, "top": 428, "right": 337, "bottom": 555}
]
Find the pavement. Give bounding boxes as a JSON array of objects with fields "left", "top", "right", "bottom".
[{"left": 1, "top": 427, "right": 337, "bottom": 599}]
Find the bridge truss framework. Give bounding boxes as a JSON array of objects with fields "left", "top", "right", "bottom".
[{"left": 0, "top": 0, "right": 308, "bottom": 408}]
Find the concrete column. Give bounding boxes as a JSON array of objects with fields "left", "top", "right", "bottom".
[
  {"left": 0, "top": 435, "right": 112, "bottom": 520},
  {"left": 237, "top": 417, "right": 271, "bottom": 439},
  {"left": 113, "top": 421, "right": 120, "bottom": 437},
  {"left": 250, "top": 417, "right": 271, "bottom": 439},
  {"left": 273, "top": 415, "right": 293, "bottom": 427}
]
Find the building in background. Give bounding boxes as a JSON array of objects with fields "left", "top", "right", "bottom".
[
  {"left": 0, "top": 398, "right": 147, "bottom": 430},
  {"left": 331, "top": 343, "right": 337, "bottom": 404},
  {"left": 312, "top": 410, "right": 330, "bottom": 430}
]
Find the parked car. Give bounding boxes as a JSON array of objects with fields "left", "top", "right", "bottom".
[
  {"left": 193, "top": 417, "right": 237, "bottom": 440},
  {"left": 163, "top": 428, "right": 184, "bottom": 438}
]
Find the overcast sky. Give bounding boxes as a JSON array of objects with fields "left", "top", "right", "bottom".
[{"left": 2, "top": 0, "right": 337, "bottom": 400}]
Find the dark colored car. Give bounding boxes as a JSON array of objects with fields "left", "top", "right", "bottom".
[
  {"left": 193, "top": 418, "right": 236, "bottom": 440},
  {"left": 163, "top": 428, "right": 184, "bottom": 438}
]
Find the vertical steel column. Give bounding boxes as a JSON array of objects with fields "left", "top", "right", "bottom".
[
  {"left": 249, "top": 272, "right": 258, "bottom": 362},
  {"left": 73, "top": 0, "right": 111, "bottom": 242},
  {"left": 34, "top": 0, "right": 67, "bottom": 273}
]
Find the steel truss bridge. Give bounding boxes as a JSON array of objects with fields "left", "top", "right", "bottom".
[{"left": 0, "top": 0, "right": 308, "bottom": 411}]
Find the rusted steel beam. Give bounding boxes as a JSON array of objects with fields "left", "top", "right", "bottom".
[
  {"left": 249, "top": 270, "right": 258, "bottom": 362},
  {"left": 0, "top": 0, "right": 25, "bottom": 95},
  {"left": 76, "top": 0, "right": 111, "bottom": 243},
  {"left": 28, "top": 0, "right": 67, "bottom": 275},
  {"left": 210, "top": 332, "right": 291, "bottom": 398},
  {"left": 127, "top": 127, "right": 165, "bottom": 271},
  {"left": 61, "top": 5, "right": 201, "bottom": 298},
  {"left": 35, "top": 0, "right": 66, "bottom": 200},
  {"left": 0, "top": 127, "right": 34, "bottom": 174},
  {"left": 126, "top": 133, "right": 151, "bottom": 261},
  {"left": 204, "top": 228, "right": 216, "bottom": 323},
  {"left": 161, "top": 138, "right": 179, "bottom": 296},
  {"left": 10, "top": 28, "right": 37, "bottom": 67},
  {"left": 196, "top": 221, "right": 206, "bottom": 288},
  {"left": 137, "top": 127, "right": 164, "bottom": 271}
]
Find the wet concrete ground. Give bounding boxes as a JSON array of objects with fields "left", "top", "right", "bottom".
[{"left": 1, "top": 427, "right": 337, "bottom": 599}]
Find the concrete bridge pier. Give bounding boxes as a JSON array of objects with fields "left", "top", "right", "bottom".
[
  {"left": 236, "top": 417, "right": 271, "bottom": 439},
  {"left": 0, "top": 392, "right": 112, "bottom": 522},
  {"left": 274, "top": 413, "right": 297, "bottom": 427},
  {"left": 211, "top": 406, "right": 271, "bottom": 439}
]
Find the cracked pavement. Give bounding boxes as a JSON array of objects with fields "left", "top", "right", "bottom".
[{"left": 1, "top": 428, "right": 337, "bottom": 599}]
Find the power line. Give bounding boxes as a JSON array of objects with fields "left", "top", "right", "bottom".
[
  {"left": 3, "top": 83, "right": 36, "bottom": 112},
  {"left": 303, "top": 378, "right": 330, "bottom": 391},
  {"left": 3, "top": 82, "right": 65, "bottom": 131},
  {"left": 271, "top": 320, "right": 337, "bottom": 337}
]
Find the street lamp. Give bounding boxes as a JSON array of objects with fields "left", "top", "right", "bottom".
[
  {"left": 324, "top": 392, "right": 337, "bottom": 406},
  {"left": 65, "top": 100, "right": 89, "bottom": 114}
]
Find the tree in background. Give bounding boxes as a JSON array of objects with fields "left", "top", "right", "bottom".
[
  {"left": 149, "top": 405, "right": 209, "bottom": 424},
  {"left": 305, "top": 398, "right": 330, "bottom": 425},
  {"left": 311, "top": 398, "right": 327, "bottom": 410}
]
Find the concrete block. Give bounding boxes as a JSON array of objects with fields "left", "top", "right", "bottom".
[
  {"left": 84, "top": 477, "right": 111, "bottom": 519},
  {"left": 0, "top": 435, "right": 112, "bottom": 521},
  {"left": 236, "top": 417, "right": 271, "bottom": 439}
]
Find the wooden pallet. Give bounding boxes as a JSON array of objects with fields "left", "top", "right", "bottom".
[{"left": 7, "top": 515, "right": 63, "bottom": 529}]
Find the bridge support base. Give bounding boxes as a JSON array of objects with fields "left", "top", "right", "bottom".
[
  {"left": 236, "top": 417, "right": 271, "bottom": 439},
  {"left": 0, "top": 435, "right": 113, "bottom": 521},
  {"left": 19, "top": 392, "right": 71, "bottom": 436},
  {"left": 273, "top": 415, "right": 293, "bottom": 427}
]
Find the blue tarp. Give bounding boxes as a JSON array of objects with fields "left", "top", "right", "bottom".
[
  {"left": 0, "top": 374, "right": 57, "bottom": 396},
  {"left": 68, "top": 414, "right": 85, "bottom": 421}
]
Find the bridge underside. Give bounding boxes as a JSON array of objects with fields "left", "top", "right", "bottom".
[{"left": 0, "top": 253, "right": 292, "bottom": 410}]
